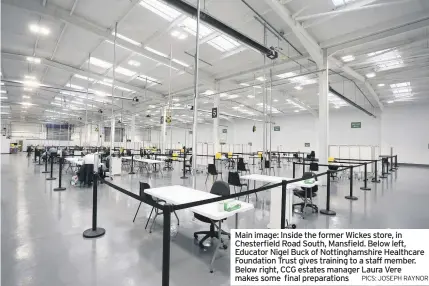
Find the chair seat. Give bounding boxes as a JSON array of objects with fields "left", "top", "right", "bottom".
[
  {"left": 194, "top": 213, "right": 219, "bottom": 223},
  {"left": 293, "top": 190, "right": 317, "bottom": 197}
]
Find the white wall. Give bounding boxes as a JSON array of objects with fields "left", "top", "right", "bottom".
[{"left": 381, "top": 104, "right": 429, "bottom": 164}]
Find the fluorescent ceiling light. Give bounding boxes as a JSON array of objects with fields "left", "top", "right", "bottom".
[
  {"left": 136, "top": 75, "right": 158, "bottom": 83},
  {"left": 172, "top": 59, "right": 189, "bottom": 67},
  {"left": 277, "top": 72, "right": 296, "bottom": 79},
  {"left": 247, "top": 95, "right": 255, "bottom": 98},
  {"left": 388, "top": 100, "right": 394, "bottom": 104},
  {"left": 273, "top": 99, "right": 278, "bottom": 102},
  {"left": 139, "top": 0, "right": 181, "bottom": 22},
  {"left": 366, "top": 72, "right": 376, "bottom": 78},
  {"left": 128, "top": 60, "right": 141, "bottom": 67},
  {"left": 89, "top": 57, "right": 112, "bottom": 69},
  {"left": 294, "top": 86, "right": 303, "bottom": 90},
  {"left": 256, "top": 76, "right": 266, "bottom": 82},
  {"left": 112, "top": 32, "right": 142, "bottom": 47},
  {"left": 74, "top": 74, "right": 95, "bottom": 82},
  {"left": 202, "top": 90, "right": 215, "bottom": 95},
  {"left": 115, "top": 66, "right": 137, "bottom": 77},
  {"left": 0, "top": 97, "right": 8, "bottom": 99},
  {"left": 67, "top": 84, "right": 84, "bottom": 90},
  {"left": 172, "top": 98, "right": 179, "bottom": 102},
  {"left": 294, "top": 110, "right": 300, "bottom": 113},
  {"left": 20, "top": 102, "right": 34, "bottom": 106},
  {"left": 144, "top": 46, "right": 168, "bottom": 58},
  {"left": 334, "top": 106, "right": 340, "bottom": 109},
  {"left": 332, "top": 0, "right": 357, "bottom": 7},
  {"left": 341, "top": 55, "right": 355, "bottom": 62},
  {"left": 0, "top": 90, "right": 6, "bottom": 94},
  {"left": 29, "top": 24, "right": 50, "bottom": 35},
  {"left": 25, "top": 75, "right": 36, "bottom": 80},
  {"left": 27, "top": 57, "right": 41, "bottom": 64},
  {"left": 104, "top": 78, "right": 113, "bottom": 83},
  {"left": 253, "top": 85, "right": 262, "bottom": 89},
  {"left": 239, "top": 83, "right": 250, "bottom": 86},
  {"left": 378, "top": 83, "right": 385, "bottom": 87},
  {"left": 0, "top": 82, "right": 3, "bottom": 86},
  {"left": 23, "top": 95, "right": 31, "bottom": 99},
  {"left": 228, "top": 94, "right": 240, "bottom": 99},
  {"left": 368, "top": 49, "right": 390, "bottom": 57},
  {"left": 89, "top": 88, "right": 110, "bottom": 97},
  {"left": 220, "top": 93, "right": 228, "bottom": 98},
  {"left": 171, "top": 30, "right": 188, "bottom": 40},
  {"left": 24, "top": 80, "right": 41, "bottom": 87}
]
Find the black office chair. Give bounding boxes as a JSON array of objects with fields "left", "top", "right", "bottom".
[
  {"left": 328, "top": 164, "right": 340, "bottom": 181},
  {"left": 293, "top": 172, "right": 318, "bottom": 217},
  {"left": 264, "top": 160, "right": 275, "bottom": 175},
  {"left": 133, "top": 182, "right": 179, "bottom": 233},
  {"left": 193, "top": 181, "right": 231, "bottom": 249},
  {"left": 185, "top": 156, "right": 192, "bottom": 174},
  {"left": 205, "top": 164, "right": 222, "bottom": 184},
  {"left": 309, "top": 162, "right": 319, "bottom": 172},
  {"left": 228, "top": 171, "right": 256, "bottom": 202},
  {"left": 237, "top": 158, "right": 250, "bottom": 174}
]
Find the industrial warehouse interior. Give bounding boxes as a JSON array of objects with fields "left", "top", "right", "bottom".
[{"left": 1, "top": 0, "right": 429, "bottom": 285}]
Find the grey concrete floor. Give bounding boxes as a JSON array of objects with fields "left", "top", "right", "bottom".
[{"left": 2, "top": 154, "right": 429, "bottom": 286}]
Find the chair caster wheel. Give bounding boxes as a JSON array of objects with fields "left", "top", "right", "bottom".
[
  {"left": 210, "top": 270, "right": 213, "bottom": 273},
  {"left": 222, "top": 244, "right": 228, "bottom": 250},
  {"left": 291, "top": 224, "right": 297, "bottom": 229}
]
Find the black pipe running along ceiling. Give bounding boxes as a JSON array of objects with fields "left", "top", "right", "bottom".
[{"left": 162, "top": 0, "right": 278, "bottom": 60}]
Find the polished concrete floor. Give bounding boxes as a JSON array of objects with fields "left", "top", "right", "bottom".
[{"left": 2, "top": 154, "right": 429, "bottom": 286}]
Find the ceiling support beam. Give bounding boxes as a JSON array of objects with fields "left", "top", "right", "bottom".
[
  {"left": 2, "top": 0, "right": 216, "bottom": 85},
  {"left": 263, "top": 0, "right": 323, "bottom": 66},
  {"left": 262, "top": 0, "right": 384, "bottom": 110},
  {"left": 296, "top": 0, "right": 420, "bottom": 22},
  {"left": 330, "top": 57, "right": 384, "bottom": 110},
  {"left": 1, "top": 52, "right": 163, "bottom": 98}
]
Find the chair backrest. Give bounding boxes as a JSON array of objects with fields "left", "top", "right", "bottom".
[
  {"left": 237, "top": 160, "right": 246, "bottom": 171},
  {"left": 189, "top": 156, "right": 192, "bottom": 164},
  {"left": 309, "top": 162, "right": 319, "bottom": 171},
  {"left": 139, "top": 182, "right": 151, "bottom": 198},
  {"left": 310, "top": 151, "right": 315, "bottom": 158},
  {"left": 210, "top": 181, "right": 230, "bottom": 197},
  {"left": 293, "top": 153, "right": 298, "bottom": 158},
  {"left": 265, "top": 160, "right": 271, "bottom": 168},
  {"left": 302, "top": 172, "right": 318, "bottom": 191},
  {"left": 238, "top": 157, "right": 244, "bottom": 163},
  {"left": 207, "top": 164, "right": 217, "bottom": 175},
  {"left": 228, "top": 172, "right": 241, "bottom": 186}
]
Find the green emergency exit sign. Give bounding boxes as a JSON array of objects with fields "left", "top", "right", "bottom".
[{"left": 351, "top": 122, "right": 361, "bottom": 128}]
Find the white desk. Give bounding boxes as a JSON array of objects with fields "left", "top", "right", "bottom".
[
  {"left": 146, "top": 185, "right": 253, "bottom": 272},
  {"left": 240, "top": 174, "right": 319, "bottom": 229},
  {"left": 134, "top": 158, "right": 164, "bottom": 174}
]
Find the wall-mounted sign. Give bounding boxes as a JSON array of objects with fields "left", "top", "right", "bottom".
[
  {"left": 160, "top": 116, "right": 164, "bottom": 124},
  {"left": 189, "top": 131, "right": 193, "bottom": 135},
  {"left": 252, "top": 125, "right": 256, "bottom": 133},
  {"left": 274, "top": 126, "right": 280, "bottom": 131},
  {"left": 166, "top": 115, "right": 172, "bottom": 124},
  {"left": 212, "top": 107, "right": 218, "bottom": 118},
  {"left": 351, "top": 122, "right": 361, "bottom": 128},
  {"left": 222, "top": 129, "right": 227, "bottom": 133},
  {"left": 248, "top": 142, "right": 252, "bottom": 146},
  {"left": 305, "top": 143, "right": 310, "bottom": 147}
]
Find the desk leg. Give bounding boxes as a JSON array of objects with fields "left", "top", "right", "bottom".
[
  {"left": 235, "top": 213, "right": 238, "bottom": 229},
  {"left": 210, "top": 220, "right": 222, "bottom": 273}
]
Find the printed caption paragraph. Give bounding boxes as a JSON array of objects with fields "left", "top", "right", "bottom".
[{"left": 231, "top": 229, "right": 429, "bottom": 285}]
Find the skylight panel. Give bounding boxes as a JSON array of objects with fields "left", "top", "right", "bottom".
[
  {"left": 367, "top": 49, "right": 390, "bottom": 57},
  {"left": 390, "top": 82, "right": 410, "bottom": 88},
  {"left": 208, "top": 35, "right": 240, "bottom": 52},
  {"left": 139, "top": 0, "right": 181, "bottom": 22},
  {"left": 332, "top": 0, "right": 357, "bottom": 7},
  {"left": 180, "top": 17, "right": 213, "bottom": 38},
  {"left": 113, "top": 32, "right": 142, "bottom": 47},
  {"left": 115, "top": 66, "right": 137, "bottom": 77},
  {"left": 341, "top": 55, "right": 355, "bottom": 62}
]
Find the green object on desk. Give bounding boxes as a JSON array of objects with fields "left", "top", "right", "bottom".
[
  {"left": 223, "top": 201, "right": 241, "bottom": 212},
  {"left": 304, "top": 178, "right": 315, "bottom": 184}
]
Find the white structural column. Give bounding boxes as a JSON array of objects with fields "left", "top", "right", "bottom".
[
  {"left": 161, "top": 107, "right": 167, "bottom": 153},
  {"left": 98, "top": 122, "right": 103, "bottom": 146},
  {"left": 131, "top": 114, "right": 136, "bottom": 143},
  {"left": 110, "top": 117, "right": 115, "bottom": 150},
  {"left": 213, "top": 92, "right": 220, "bottom": 154},
  {"left": 318, "top": 49, "right": 329, "bottom": 165}
]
